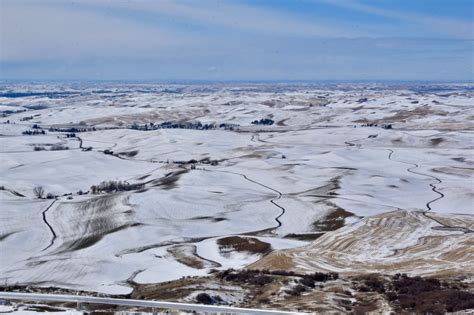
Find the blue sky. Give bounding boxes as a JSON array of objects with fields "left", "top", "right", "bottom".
[{"left": 1, "top": 0, "right": 473, "bottom": 81}]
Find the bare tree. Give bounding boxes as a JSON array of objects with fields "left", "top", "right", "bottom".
[{"left": 33, "top": 186, "right": 44, "bottom": 199}]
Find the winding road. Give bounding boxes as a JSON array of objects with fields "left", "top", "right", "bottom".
[
  {"left": 386, "top": 149, "right": 445, "bottom": 212},
  {"left": 41, "top": 199, "right": 58, "bottom": 251},
  {"left": 386, "top": 149, "right": 472, "bottom": 232},
  {"left": 205, "top": 168, "right": 285, "bottom": 229}
]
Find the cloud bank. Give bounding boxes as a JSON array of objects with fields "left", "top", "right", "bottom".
[{"left": 1, "top": 0, "right": 473, "bottom": 80}]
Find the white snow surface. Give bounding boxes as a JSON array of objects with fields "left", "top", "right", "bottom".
[{"left": 0, "top": 82, "right": 472, "bottom": 294}]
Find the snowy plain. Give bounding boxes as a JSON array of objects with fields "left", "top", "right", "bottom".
[{"left": 0, "top": 82, "right": 472, "bottom": 294}]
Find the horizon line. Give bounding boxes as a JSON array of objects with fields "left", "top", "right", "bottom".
[{"left": 1, "top": 79, "right": 473, "bottom": 85}]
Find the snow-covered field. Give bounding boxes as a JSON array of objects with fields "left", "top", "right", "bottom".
[{"left": 0, "top": 83, "right": 472, "bottom": 294}]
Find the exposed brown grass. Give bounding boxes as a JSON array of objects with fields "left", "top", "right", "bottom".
[{"left": 217, "top": 236, "right": 271, "bottom": 256}]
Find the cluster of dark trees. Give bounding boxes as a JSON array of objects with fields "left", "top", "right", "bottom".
[
  {"left": 34, "top": 145, "right": 69, "bottom": 151},
  {"left": 275, "top": 270, "right": 339, "bottom": 296},
  {"left": 286, "top": 284, "right": 308, "bottom": 296},
  {"left": 300, "top": 271, "right": 339, "bottom": 282},
  {"left": 23, "top": 124, "right": 94, "bottom": 135},
  {"left": 48, "top": 127, "right": 95, "bottom": 133},
  {"left": 251, "top": 118, "right": 274, "bottom": 125},
  {"left": 20, "top": 116, "right": 34, "bottom": 121},
  {"left": 217, "top": 269, "right": 338, "bottom": 289},
  {"left": 218, "top": 123, "right": 238, "bottom": 130},
  {"left": 2, "top": 110, "right": 25, "bottom": 117},
  {"left": 173, "top": 158, "right": 218, "bottom": 166},
  {"left": 130, "top": 121, "right": 239, "bottom": 131},
  {"left": 33, "top": 186, "right": 44, "bottom": 198},
  {"left": 34, "top": 186, "right": 91, "bottom": 200},
  {"left": 23, "top": 129, "right": 46, "bottom": 135},
  {"left": 217, "top": 269, "right": 273, "bottom": 286},
  {"left": 200, "top": 157, "right": 219, "bottom": 166},
  {"left": 260, "top": 269, "right": 339, "bottom": 281},
  {"left": 1, "top": 92, "right": 77, "bottom": 98},
  {"left": 195, "top": 293, "right": 223, "bottom": 305},
  {"left": 33, "top": 186, "right": 56, "bottom": 199},
  {"left": 90, "top": 180, "right": 144, "bottom": 194},
  {"left": 360, "top": 123, "right": 392, "bottom": 129},
  {"left": 356, "top": 273, "right": 474, "bottom": 314},
  {"left": 25, "top": 124, "right": 48, "bottom": 135}
]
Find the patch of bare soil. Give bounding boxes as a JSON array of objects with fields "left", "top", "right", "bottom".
[
  {"left": 167, "top": 244, "right": 221, "bottom": 269},
  {"left": 249, "top": 251, "right": 295, "bottom": 270},
  {"left": 191, "top": 215, "right": 227, "bottom": 222},
  {"left": 261, "top": 100, "right": 276, "bottom": 107},
  {"left": 257, "top": 189, "right": 358, "bottom": 262},
  {"left": 131, "top": 277, "right": 209, "bottom": 301},
  {"left": 150, "top": 169, "right": 187, "bottom": 189},
  {"left": 0, "top": 231, "right": 18, "bottom": 241},
  {"left": 354, "top": 105, "right": 447, "bottom": 124},
  {"left": 117, "top": 150, "right": 139, "bottom": 157},
  {"left": 312, "top": 207, "right": 355, "bottom": 232},
  {"left": 0, "top": 188, "right": 25, "bottom": 197},
  {"left": 296, "top": 180, "right": 340, "bottom": 197},
  {"left": 429, "top": 137, "right": 444, "bottom": 146},
  {"left": 451, "top": 157, "right": 474, "bottom": 164},
  {"left": 276, "top": 118, "right": 289, "bottom": 126},
  {"left": 217, "top": 236, "right": 271, "bottom": 256},
  {"left": 391, "top": 137, "right": 403, "bottom": 144},
  {"left": 284, "top": 232, "right": 324, "bottom": 241},
  {"left": 431, "top": 166, "right": 474, "bottom": 178},
  {"left": 136, "top": 174, "right": 151, "bottom": 180}
]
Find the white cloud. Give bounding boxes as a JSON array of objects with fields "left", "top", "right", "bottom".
[
  {"left": 1, "top": 0, "right": 471, "bottom": 80},
  {"left": 75, "top": 0, "right": 372, "bottom": 38},
  {"left": 0, "top": 0, "right": 379, "bottom": 64},
  {"left": 0, "top": 1, "right": 196, "bottom": 62},
  {"left": 319, "top": 0, "right": 474, "bottom": 39}
]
